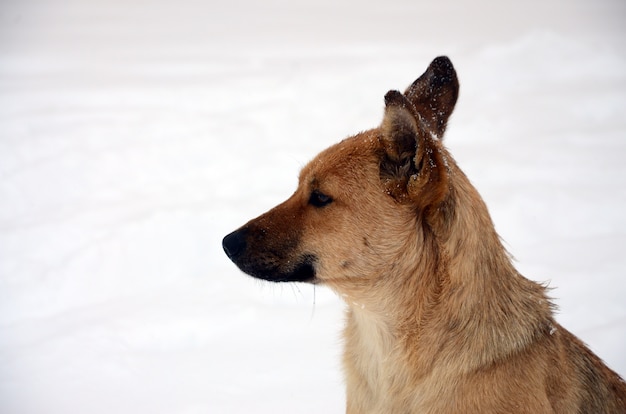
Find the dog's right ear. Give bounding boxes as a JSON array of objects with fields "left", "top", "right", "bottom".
[{"left": 404, "top": 56, "right": 459, "bottom": 138}]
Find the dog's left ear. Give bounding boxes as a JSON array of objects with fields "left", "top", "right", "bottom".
[{"left": 380, "top": 56, "right": 459, "bottom": 208}]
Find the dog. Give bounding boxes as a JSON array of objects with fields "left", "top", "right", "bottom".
[{"left": 222, "top": 56, "right": 626, "bottom": 413}]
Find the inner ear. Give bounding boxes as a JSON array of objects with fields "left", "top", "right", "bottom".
[
  {"left": 381, "top": 90, "right": 419, "bottom": 166},
  {"left": 404, "top": 56, "right": 459, "bottom": 138},
  {"left": 379, "top": 90, "right": 421, "bottom": 201}
]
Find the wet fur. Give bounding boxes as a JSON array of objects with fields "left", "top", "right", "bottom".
[{"left": 223, "top": 57, "right": 626, "bottom": 413}]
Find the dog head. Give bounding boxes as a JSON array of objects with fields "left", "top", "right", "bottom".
[{"left": 223, "top": 57, "right": 459, "bottom": 293}]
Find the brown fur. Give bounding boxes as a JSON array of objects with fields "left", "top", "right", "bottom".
[{"left": 223, "top": 56, "right": 626, "bottom": 413}]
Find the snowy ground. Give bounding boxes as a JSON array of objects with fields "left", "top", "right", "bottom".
[{"left": 1, "top": 0, "right": 625, "bottom": 412}]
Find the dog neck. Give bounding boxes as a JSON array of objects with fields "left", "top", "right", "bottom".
[
  {"left": 344, "top": 164, "right": 555, "bottom": 380},
  {"left": 434, "top": 167, "right": 555, "bottom": 370}
]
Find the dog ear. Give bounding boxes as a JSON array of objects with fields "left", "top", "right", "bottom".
[
  {"left": 380, "top": 90, "right": 449, "bottom": 207},
  {"left": 380, "top": 58, "right": 457, "bottom": 208},
  {"left": 380, "top": 90, "right": 420, "bottom": 176},
  {"left": 404, "top": 56, "right": 459, "bottom": 139}
]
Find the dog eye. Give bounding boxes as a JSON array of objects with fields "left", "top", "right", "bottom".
[{"left": 309, "top": 190, "right": 333, "bottom": 207}]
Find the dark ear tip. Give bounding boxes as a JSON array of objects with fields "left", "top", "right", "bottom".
[
  {"left": 428, "top": 56, "right": 457, "bottom": 84},
  {"left": 384, "top": 90, "right": 407, "bottom": 108},
  {"left": 431, "top": 56, "right": 453, "bottom": 69}
]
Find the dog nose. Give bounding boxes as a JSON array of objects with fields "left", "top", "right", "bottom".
[{"left": 222, "top": 229, "right": 247, "bottom": 260}]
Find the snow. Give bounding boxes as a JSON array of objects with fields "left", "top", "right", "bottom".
[{"left": 1, "top": 0, "right": 625, "bottom": 412}]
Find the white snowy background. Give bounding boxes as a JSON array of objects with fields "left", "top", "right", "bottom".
[{"left": 1, "top": 0, "right": 625, "bottom": 412}]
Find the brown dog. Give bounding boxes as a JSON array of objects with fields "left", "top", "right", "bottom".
[{"left": 223, "top": 57, "right": 626, "bottom": 413}]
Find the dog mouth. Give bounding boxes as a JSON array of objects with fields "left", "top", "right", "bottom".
[
  {"left": 238, "top": 254, "right": 318, "bottom": 283},
  {"left": 272, "top": 255, "right": 317, "bottom": 283}
]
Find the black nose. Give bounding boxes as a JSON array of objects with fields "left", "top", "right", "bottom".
[{"left": 222, "top": 229, "right": 247, "bottom": 260}]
